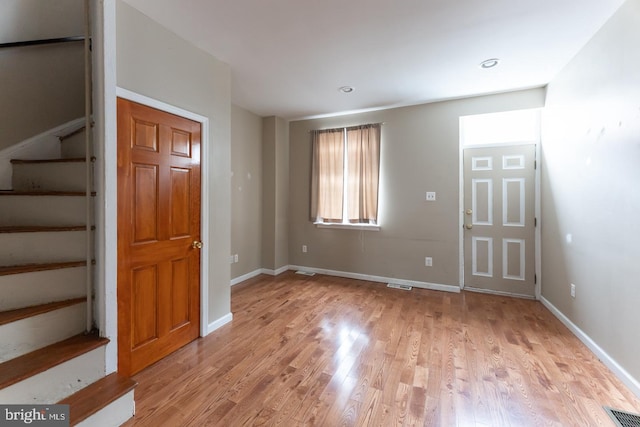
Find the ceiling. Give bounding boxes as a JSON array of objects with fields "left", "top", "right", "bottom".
[{"left": 122, "top": 0, "right": 625, "bottom": 120}]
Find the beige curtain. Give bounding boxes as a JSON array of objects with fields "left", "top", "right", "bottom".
[
  {"left": 310, "top": 128, "right": 344, "bottom": 222},
  {"left": 347, "top": 124, "right": 380, "bottom": 223}
]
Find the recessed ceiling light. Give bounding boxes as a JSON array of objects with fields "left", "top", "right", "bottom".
[
  {"left": 479, "top": 58, "right": 500, "bottom": 69},
  {"left": 339, "top": 86, "right": 355, "bottom": 93}
]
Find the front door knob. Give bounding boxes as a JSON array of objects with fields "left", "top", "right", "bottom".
[{"left": 192, "top": 240, "right": 203, "bottom": 249}]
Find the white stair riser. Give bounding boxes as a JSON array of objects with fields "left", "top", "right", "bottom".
[
  {"left": 0, "top": 266, "right": 86, "bottom": 311},
  {"left": 12, "top": 162, "right": 87, "bottom": 192},
  {"left": 76, "top": 390, "right": 135, "bottom": 427},
  {"left": 0, "top": 196, "right": 87, "bottom": 226},
  {"left": 61, "top": 131, "right": 87, "bottom": 159},
  {"left": 0, "top": 302, "right": 86, "bottom": 362},
  {"left": 0, "top": 230, "right": 90, "bottom": 265},
  {"left": 0, "top": 347, "right": 104, "bottom": 404}
]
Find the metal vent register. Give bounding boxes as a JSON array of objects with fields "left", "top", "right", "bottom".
[
  {"left": 387, "top": 283, "right": 412, "bottom": 291},
  {"left": 604, "top": 407, "right": 640, "bottom": 427}
]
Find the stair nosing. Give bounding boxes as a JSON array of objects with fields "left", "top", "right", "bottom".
[
  {"left": 11, "top": 158, "right": 86, "bottom": 164},
  {"left": 0, "top": 261, "right": 88, "bottom": 277},
  {"left": 0, "top": 297, "right": 86, "bottom": 327},
  {"left": 59, "top": 373, "right": 137, "bottom": 425},
  {"left": 0, "top": 333, "right": 108, "bottom": 391}
]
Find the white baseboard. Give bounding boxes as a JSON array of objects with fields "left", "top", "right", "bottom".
[
  {"left": 206, "top": 312, "right": 233, "bottom": 335},
  {"left": 230, "top": 266, "right": 291, "bottom": 286},
  {"left": 289, "top": 265, "right": 460, "bottom": 293},
  {"left": 230, "top": 269, "right": 263, "bottom": 286},
  {"left": 261, "top": 265, "right": 290, "bottom": 277},
  {"left": 541, "top": 296, "right": 640, "bottom": 399}
]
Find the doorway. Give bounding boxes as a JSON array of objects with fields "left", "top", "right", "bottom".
[
  {"left": 462, "top": 144, "right": 536, "bottom": 297},
  {"left": 117, "top": 97, "right": 202, "bottom": 376}
]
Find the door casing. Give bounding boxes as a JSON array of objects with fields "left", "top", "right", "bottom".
[{"left": 116, "top": 87, "right": 210, "bottom": 338}]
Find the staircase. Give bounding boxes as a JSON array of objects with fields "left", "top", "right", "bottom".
[{"left": 0, "top": 128, "right": 136, "bottom": 426}]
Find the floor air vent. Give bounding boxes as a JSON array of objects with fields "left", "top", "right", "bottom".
[
  {"left": 387, "top": 283, "right": 412, "bottom": 291},
  {"left": 295, "top": 270, "right": 316, "bottom": 276},
  {"left": 604, "top": 407, "right": 640, "bottom": 427}
]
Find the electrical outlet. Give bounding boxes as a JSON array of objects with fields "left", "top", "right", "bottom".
[
  {"left": 302, "top": 245, "right": 308, "bottom": 253},
  {"left": 425, "top": 257, "right": 433, "bottom": 267},
  {"left": 570, "top": 283, "right": 576, "bottom": 298},
  {"left": 426, "top": 192, "right": 436, "bottom": 201},
  {"left": 234, "top": 254, "right": 239, "bottom": 263}
]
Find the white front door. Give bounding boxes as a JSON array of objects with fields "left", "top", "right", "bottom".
[{"left": 463, "top": 144, "right": 536, "bottom": 297}]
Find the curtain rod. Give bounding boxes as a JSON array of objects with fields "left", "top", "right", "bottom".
[
  {"left": 309, "top": 122, "right": 385, "bottom": 133},
  {"left": 0, "top": 36, "right": 85, "bottom": 49}
]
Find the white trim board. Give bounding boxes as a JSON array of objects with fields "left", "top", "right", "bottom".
[
  {"left": 289, "top": 265, "right": 460, "bottom": 293},
  {"left": 115, "top": 87, "right": 211, "bottom": 338},
  {"left": 207, "top": 313, "right": 233, "bottom": 335},
  {"left": 541, "top": 297, "right": 640, "bottom": 399},
  {"left": 231, "top": 266, "right": 291, "bottom": 286},
  {"left": 231, "top": 269, "right": 263, "bottom": 286}
]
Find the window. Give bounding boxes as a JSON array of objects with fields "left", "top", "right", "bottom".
[{"left": 310, "top": 123, "right": 381, "bottom": 227}]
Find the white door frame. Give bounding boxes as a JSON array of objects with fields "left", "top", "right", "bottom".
[
  {"left": 458, "top": 139, "right": 541, "bottom": 300},
  {"left": 115, "top": 87, "right": 211, "bottom": 337}
]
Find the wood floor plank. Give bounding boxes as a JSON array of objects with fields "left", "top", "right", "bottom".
[{"left": 123, "top": 272, "right": 640, "bottom": 426}]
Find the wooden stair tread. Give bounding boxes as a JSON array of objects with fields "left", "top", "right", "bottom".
[
  {"left": 11, "top": 158, "right": 86, "bottom": 164},
  {"left": 0, "top": 190, "right": 95, "bottom": 196},
  {"left": 59, "top": 373, "right": 137, "bottom": 426},
  {"left": 0, "top": 225, "right": 92, "bottom": 233},
  {"left": 0, "top": 333, "right": 108, "bottom": 390},
  {"left": 0, "top": 297, "right": 85, "bottom": 326},
  {"left": 0, "top": 260, "right": 87, "bottom": 276}
]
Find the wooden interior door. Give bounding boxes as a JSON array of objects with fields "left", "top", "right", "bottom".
[
  {"left": 117, "top": 97, "right": 201, "bottom": 376},
  {"left": 463, "top": 144, "right": 536, "bottom": 298}
]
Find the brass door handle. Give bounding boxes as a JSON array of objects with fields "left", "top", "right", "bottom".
[
  {"left": 192, "top": 240, "right": 203, "bottom": 249},
  {"left": 465, "top": 209, "right": 473, "bottom": 215},
  {"left": 464, "top": 224, "right": 473, "bottom": 230}
]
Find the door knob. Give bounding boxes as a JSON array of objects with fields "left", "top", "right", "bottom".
[
  {"left": 192, "top": 240, "right": 203, "bottom": 249},
  {"left": 464, "top": 224, "right": 473, "bottom": 230},
  {"left": 465, "top": 209, "right": 473, "bottom": 215}
]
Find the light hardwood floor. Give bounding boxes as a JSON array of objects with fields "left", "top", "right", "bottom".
[{"left": 123, "top": 272, "right": 640, "bottom": 426}]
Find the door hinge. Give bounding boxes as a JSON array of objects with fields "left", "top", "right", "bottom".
[
  {"left": 534, "top": 160, "right": 537, "bottom": 170},
  {"left": 535, "top": 217, "right": 537, "bottom": 227},
  {"left": 534, "top": 274, "right": 537, "bottom": 284}
]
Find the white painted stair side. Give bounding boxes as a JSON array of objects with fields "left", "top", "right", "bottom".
[
  {"left": 12, "top": 161, "right": 87, "bottom": 192},
  {"left": 0, "top": 230, "right": 89, "bottom": 265},
  {"left": 76, "top": 390, "right": 136, "bottom": 427},
  {"left": 0, "top": 346, "right": 105, "bottom": 404},
  {"left": 0, "top": 266, "right": 86, "bottom": 311},
  {"left": 61, "top": 129, "right": 87, "bottom": 159},
  {"left": 0, "top": 302, "right": 86, "bottom": 362},
  {"left": 0, "top": 195, "right": 87, "bottom": 226}
]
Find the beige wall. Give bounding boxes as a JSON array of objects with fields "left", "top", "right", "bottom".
[
  {"left": 231, "top": 105, "right": 263, "bottom": 279},
  {"left": 289, "top": 89, "right": 544, "bottom": 285},
  {"left": 542, "top": 0, "right": 640, "bottom": 383},
  {"left": 116, "top": 0, "right": 232, "bottom": 324},
  {"left": 0, "top": 0, "right": 84, "bottom": 150},
  {"left": 261, "top": 116, "right": 289, "bottom": 271}
]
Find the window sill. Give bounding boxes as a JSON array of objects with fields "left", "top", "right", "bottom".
[{"left": 314, "top": 222, "right": 380, "bottom": 231}]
